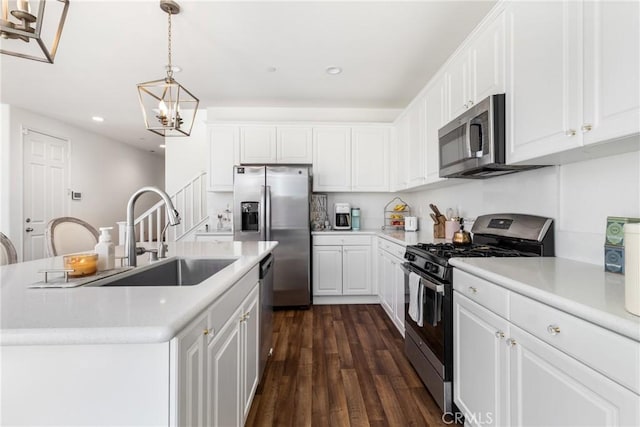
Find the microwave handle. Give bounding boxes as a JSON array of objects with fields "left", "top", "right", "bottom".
[{"left": 464, "top": 121, "right": 473, "bottom": 158}]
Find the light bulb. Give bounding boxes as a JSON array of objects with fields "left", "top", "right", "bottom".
[
  {"left": 17, "top": 0, "right": 30, "bottom": 13},
  {"left": 158, "top": 100, "right": 168, "bottom": 117}
]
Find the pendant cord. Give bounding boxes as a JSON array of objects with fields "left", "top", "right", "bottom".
[{"left": 167, "top": 9, "right": 173, "bottom": 79}]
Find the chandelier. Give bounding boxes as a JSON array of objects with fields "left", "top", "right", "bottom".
[
  {"left": 137, "top": 0, "right": 199, "bottom": 137},
  {"left": 0, "top": 0, "right": 69, "bottom": 63}
]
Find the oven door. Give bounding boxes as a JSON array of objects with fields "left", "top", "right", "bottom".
[{"left": 401, "top": 263, "right": 446, "bottom": 368}]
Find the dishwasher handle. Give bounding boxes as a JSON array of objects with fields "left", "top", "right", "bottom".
[{"left": 260, "top": 253, "right": 274, "bottom": 279}]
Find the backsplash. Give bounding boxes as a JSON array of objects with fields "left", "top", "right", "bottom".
[{"left": 405, "top": 150, "right": 640, "bottom": 266}]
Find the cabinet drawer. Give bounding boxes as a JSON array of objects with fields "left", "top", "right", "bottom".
[
  {"left": 453, "top": 269, "right": 509, "bottom": 319},
  {"left": 378, "top": 238, "right": 406, "bottom": 259},
  {"left": 313, "top": 234, "right": 372, "bottom": 246},
  {"left": 511, "top": 292, "right": 640, "bottom": 394}
]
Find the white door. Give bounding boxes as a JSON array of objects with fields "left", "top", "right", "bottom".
[
  {"left": 241, "top": 286, "right": 260, "bottom": 422},
  {"left": 506, "top": 0, "right": 582, "bottom": 164},
  {"left": 405, "top": 101, "right": 426, "bottom": 188},
  {"left": 312, "top": 245, "right": 343, "bottom": 295},
  {"left": 392, "top": 259, "right": 405, "bottom": 335},
  {"left": 312, "top": 127, "right": 352, "bottom": 192},
  {"left": 276, "top": 126, "right": 313, "bottom": 163},
  {"left": 378, "top": 250, "right": 393, "bottom": 317},
  {"left": 239, "top": 126, "right": 277, "bottom": 164},
  {"left": 453, "top": 292, "right": 509, "bottom": 427},
  {"left": 582, "top": 0, "right": 640, "bottom": 145},
  {"left": 351, "top": 127, "right": 390, "bottom": 191},
  {"left": 208, "top": 125, "right": 239, "bottom": 191},
  {"left": 446, "top": 50, "right": 471, "bottom": 121},
  {"left": 508, "top": 325, "right": 640, "bottom": 427},
  {"left": 177, "top": 313, "right": 208, "bottom": 427},
  {"left": 425, "top": 76, "right": 447, "bottom": 184},
  {"left": 22, "top": 129, "right": 69, "bottom": 260},
  {"left": 469, "top": 8, "right": 506, "bottom": 103},
  {"left": 342, "top": 245, "right": 371, "bottom": 295}
]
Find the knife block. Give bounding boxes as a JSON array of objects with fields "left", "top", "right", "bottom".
[{"left": 433, "top": 221, "right": 445, "bottom": 239}]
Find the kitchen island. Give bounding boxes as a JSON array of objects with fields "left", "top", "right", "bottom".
[{"left": 0, "top": 240, "right": 277, "bottom": 426}]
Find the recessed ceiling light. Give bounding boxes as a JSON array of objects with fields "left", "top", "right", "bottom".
[
  {"left": 159, "top": 144, "right": 166, "bottom": 148},
  {"left": 326, "top": 66, "right": 342, "bottom": 75},
  {"left": 92, "top": 116, "right": 104, "bottom": 122}
]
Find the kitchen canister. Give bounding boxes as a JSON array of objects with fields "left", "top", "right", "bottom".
[
  {"left": 624, "top": 223, "right": 640, "bottom": 316},
  {"left": 445, "top": 219, "right": 461, "bottom": 240},
  {"left": 351, "top": 207, "right": 361, "bottom": 231}
]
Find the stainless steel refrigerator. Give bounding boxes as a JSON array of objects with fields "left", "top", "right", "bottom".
[{"left": 233, "top": 165, "right": 311, "bottom": 307}]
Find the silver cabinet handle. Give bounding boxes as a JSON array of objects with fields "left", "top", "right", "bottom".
[
  {"left": 464, "top": 103, "right": 468, "bottom": 109},
  {"left": 468, "top": 286, "right": 477, "bottom": 294},
  {"left": 547, "top": 325, "right": 561, "bottom": 335},
  {"left": 495, "top": 331, "right": 505, "bottom": 339},
  {"left": 581, "top": 124, "right": 593, "bottom": 133},
  {"left": 468, "top": 100, "right": 474, "bottom": 106},
  {"left": 565, "top": 129, "right": 576, "bottom": 136},
  {"left": 506, "top": 338, "right": 517, "bottom": 347}
]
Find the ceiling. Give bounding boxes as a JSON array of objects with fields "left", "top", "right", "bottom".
[{"left": 0, "top": 0, "right": 496, "bottom": 154}]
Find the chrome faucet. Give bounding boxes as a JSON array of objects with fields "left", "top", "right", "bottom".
[{"left": 125, "top": 186, "right": 181, "bottom": 267}]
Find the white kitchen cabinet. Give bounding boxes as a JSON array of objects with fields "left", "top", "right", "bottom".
[
  {"left": 445, "top": 8, "right": 506, "bottom": 122},
  {"left": 173, "top": 266, "right": 260, "bottom": 427},
  {"left": 276, "top": 126, "right": 313, "bottom": 163},
  {"left": 392, "top": 114, "right": 409, "bottom": 191},
  {"left": 351, "top": 127, "right": 390, "bottom": 191},
  {"left": 342, "top": 245, "right": 372, "bottom": 295},
  {"left": 377, "top": 238, "right": 406, "bottom": 336},
  {"left": 453, "top": 269, "right": 640, "bottom": 427},
  {"left": 454, "top": 292, "right": 510, "bottom": 427},
  {"left": 582, "top": 0, "right": 640, "bottom": 146},
  {"left": 240, "top": 126, "right": 278, "bottom": 164},
  {"left": 208, "top": 125, "right": 239, "bottom": 192},
  {"left": 424, "top": 74, "right": 448, "bottom": 184},
  {"left": 312, "top": 127, "right": 352, "bottom": 192},
  {"left": 312, "top": 235, "right": 373, "bottom": 297},
  {"left": 405, "top": 99, "right": 427, "bottom": 188}
]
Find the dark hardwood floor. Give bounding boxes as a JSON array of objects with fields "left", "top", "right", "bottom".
[{"left": 246, "top": 304, "right": 449, "bottom": 427}]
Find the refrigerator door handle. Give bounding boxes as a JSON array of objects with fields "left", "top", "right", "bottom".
[
  {"left": 265, "top": 185, "right": 272, "bottom": 241},
  {"left": 260, "top": 185, "right": 266, "bottom": 241}
]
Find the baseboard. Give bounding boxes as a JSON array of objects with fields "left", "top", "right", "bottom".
[{"left": 312, "top": 295, "right": 380, "bottom": 305}]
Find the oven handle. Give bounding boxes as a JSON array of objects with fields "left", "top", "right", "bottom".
[{"left": 401, "top": 263, "right": 445, "bottom": 295}]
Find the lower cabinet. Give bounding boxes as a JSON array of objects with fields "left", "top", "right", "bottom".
[
  {"left": 312, "top": 235, "right": 372, "bottom": 296},
  {"left": 172, "top": 266, "right": 260, "bottom": 427},
  {"left": 377, "top": 238, "right": 406, "bottom": 336},
  {"left": 453, "top": 269, "right": 640, "bottom": 427}
]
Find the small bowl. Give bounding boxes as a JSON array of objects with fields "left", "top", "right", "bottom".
[{"left": 63, "top": 253, "right": 98, "bottom": 277}]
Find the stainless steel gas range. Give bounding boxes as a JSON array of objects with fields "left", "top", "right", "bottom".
[{"left": 401, "top": 213, "right": 555, "bottom": 413}]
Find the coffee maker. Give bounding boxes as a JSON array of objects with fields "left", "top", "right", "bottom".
[{"left": 334, "top": 203, "right": 351, "bottom": 230}]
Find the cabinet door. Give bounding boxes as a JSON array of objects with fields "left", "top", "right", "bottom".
[
  {"left": 312, "top": 245, "right": 343, "bottom": 295},
  {"left": 208, "top": 126, "right": 239, "bottom": 191},
  {"left": 392, "top": 259, "right": 405, "bottom": 335},
  {"left": 177, "top": 313, "right": 208, "bottom": 427},
  {"left": 425, "top": 75, "right": 447, "bottom": 184},
  {"left": 378, "top": 250, "right": 393, "bottom": 317},
  {"left": 207, "top": 307, "right": 242, "bottom": 427},
  {"left": 446, "top": 50, "right": 471, "bottom": 121},
  {"left": 508, "top": 325, "right": 640, "bottom": 427},
  {"left": 240, "top": 126, "right": 277, "bottom": 164},
  {"left": 351, "top": 127, "right": 390, "bottom": 191},
  {"left": 393, "top": 115, "right": 409, "bottom": 191},
  {"left": 506, "top": 1, "right": 582, "bottom": 164},
  {"left": 469, "top": 8, "right": 506, "bottom": 103},
  {"left": 241, "top": 285, "right": 260, "bottom": 422},
  {"left": 342, "top": 245, "right": 372, "bottom": 295},
  {"left": 583, "top": 0, "right": 640, "bottom": 145},
  {"left": 276, "top": 126, "right": 313, "bottom": 163},
  {"left": 405, "top": 100, "right": 426, "bottom": 188},
  {"left": 312, "top": 127, "right": 352, "bottom": 192},
  {"left": 454, "top": 292, "right": 509, "bottom": 427}
]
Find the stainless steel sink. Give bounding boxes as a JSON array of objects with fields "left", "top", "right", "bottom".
[{"left": 90, "top": 257, "right": 237, "bottom": 287}]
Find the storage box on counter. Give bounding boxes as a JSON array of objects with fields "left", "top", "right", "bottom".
[
  {"left": 606, "top": 216, "right": 640, "bottom": 246},
  {"left": 604, "top": 244, "right": 625, "bottom": 274}
]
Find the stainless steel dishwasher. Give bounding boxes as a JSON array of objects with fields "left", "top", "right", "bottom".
[{"left": 259, "top": 253, "right": 274, "bottom": 383}]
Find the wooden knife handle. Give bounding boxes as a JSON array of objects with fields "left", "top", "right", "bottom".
[{"left": 430, "top": 203, "right": 443, "bottom": 217}]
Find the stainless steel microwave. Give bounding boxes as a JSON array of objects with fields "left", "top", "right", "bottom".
[{"left": 438, "top": 94, "right": 542, "bottom": 178}]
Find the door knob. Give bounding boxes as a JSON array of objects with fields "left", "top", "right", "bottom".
[
  {"left": 25, "top": 218, "right": 31, "bottom": 223},
  {"left": 25, "top": 227, "right": 34, "bottom": 232}
]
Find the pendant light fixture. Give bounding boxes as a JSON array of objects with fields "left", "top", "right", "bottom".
[
  {"left": 0, "top": 0, "right": 69, "bottom": 63},
  {"left": 137, "top": 0, "right": 199, "bottom": 137}
]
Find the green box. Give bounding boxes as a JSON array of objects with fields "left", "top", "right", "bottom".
[{"left": 606, "top": 217, "right": 640, "bottom": 246}]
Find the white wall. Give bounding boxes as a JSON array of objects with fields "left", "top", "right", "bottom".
[
  {"left": 326, "top": 192, "right": 402, "bottom": 230},
  {"left": 404, "top": 150, "right": 640, "bottom": 266},
  {"left": 2, "top": 105, "right": 165, "bottom": 258},
  {"left": 164, "top": 110, "right": 208, "bottom": 195}
]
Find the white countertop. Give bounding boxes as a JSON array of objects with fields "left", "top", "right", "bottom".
[
  {"left": 450, "top": 257, "right": 640, "bottom": 341},
  {"left": 0, "top": 241, "right": 276, "bottom": 346}
]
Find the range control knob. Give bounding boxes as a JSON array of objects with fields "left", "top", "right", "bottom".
[{"left": 405, "top": 253, "right": 416, "bottom": 261}]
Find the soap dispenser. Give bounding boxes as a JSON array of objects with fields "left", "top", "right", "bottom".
[{"left": 95, "top": 227, "right": 115, "bottom": 271}]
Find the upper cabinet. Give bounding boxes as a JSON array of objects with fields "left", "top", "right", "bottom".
[
  {"left": 313, "top": 126, "right": 390, "bottom": 192},
  {"left": 208, "top": 125, "right": 239, "bottom": 192},
  {"left": 445, "top": 8, "right": 506, "bottom": 123},
  {"left": 276, "top": 126, "right": 313, "bottom": 163},
  {"left": 507, "top": 0, "right": 640, "bottom": 164},
  {"left": 239, "top": 125, "right": 312, "bottom": 164},
  {"left": 425, "top": 75, "right": 448, "bottom": 184}
]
